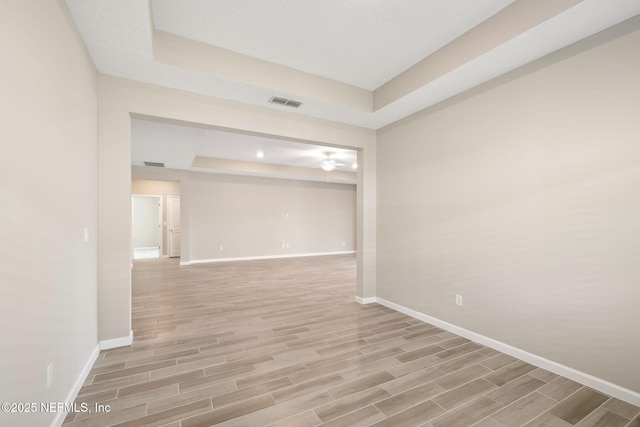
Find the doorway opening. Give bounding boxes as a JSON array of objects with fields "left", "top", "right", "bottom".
[
  {"left": 132, "top": 195, "right": 162, "bottom": 259},
  {"left": 131, "top": 179, "right": 182, "bottom": 260}
]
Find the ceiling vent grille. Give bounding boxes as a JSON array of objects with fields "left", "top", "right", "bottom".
[
  {"left": 143, "top": 161, "right": 165, "bottom": 167},
  {"left": 269, "top": 96, "right": 302, "bottom": 108}
]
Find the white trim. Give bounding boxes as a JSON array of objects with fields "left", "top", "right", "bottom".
[
  {"left": 355, "top": 296, "right": 377, "bottom": 304},
  {"left": 51, "top": 345, "right": 100, "bottom": 427},
  {"left": 374, "top": 297, "right": 640, "bottom": 407},
  {"left": 187, "top": 251, "right": 356, "bottom": 265},
  {"left": 167, "top": 195, "right": 181, "bottom": 258},
  {"left": 99, "top": 330, "right": 133, "bottom": 350}
]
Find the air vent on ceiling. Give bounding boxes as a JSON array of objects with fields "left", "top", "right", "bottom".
[
  {"left": 143, "top": 161, "right": 165, "bottom": 167},
  {"left": 269, "top": 96, "right": 302, "bottom": 108}
]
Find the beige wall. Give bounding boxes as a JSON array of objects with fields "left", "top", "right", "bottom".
[
  {"left": 132, "top": 179, "right": 180, "bottom": 256},
  {"left": 99, "top": 77, "right": 376, "bottom": 342},
  {"left": 187, "top": 173, "right": 355, "bottom": 261},
  {"left": 0, "top": 1, "right": 98, "bottom": 426},
  {"left": 377, "top": 19, "right": 640, "bottom": 394},
  {"left": 132, "top": 173, "right": 354, "bottom": 261}
]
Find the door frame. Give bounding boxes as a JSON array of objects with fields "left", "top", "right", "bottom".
[{"left": 167, "top": 195, "right": 181, "bottom": 258}]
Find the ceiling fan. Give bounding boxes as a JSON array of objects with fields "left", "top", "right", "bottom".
[{"left": 320, "top": 153, "right": 346, "bottom": 171}]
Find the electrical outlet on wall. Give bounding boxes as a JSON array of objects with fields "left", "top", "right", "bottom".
[{"left": 455, "top": 294, "right": 463, "bottom": 306}]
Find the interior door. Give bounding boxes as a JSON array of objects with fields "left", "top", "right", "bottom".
[{"left": 168, "top": 196, "right": 181, "bottom": 257}]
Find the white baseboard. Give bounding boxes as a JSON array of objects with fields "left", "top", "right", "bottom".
[
  {"left": 355, "top": 296, "right": 377, "bottom": 304},
  {"left": 51, "top": 344, "right": 100, "bottom": 427},
  {"left": 186, "top": 251, "right": 356, "bottom": 265},
  {"left": 374, "top": 297, "right": 640, "bottom": 407},
  {"left": 99, "top": 330, "right": 133, "bottom": 350}
]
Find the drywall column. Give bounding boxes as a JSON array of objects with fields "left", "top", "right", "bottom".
[
  {"left": 97, "top": 93, "right": 132, "bottom": 344},
  {"left": 179, "top": 178, "right": 191, "bottom": 265},
  {"left": 357, "top": 145, "right": 376, "bottom": 301}
]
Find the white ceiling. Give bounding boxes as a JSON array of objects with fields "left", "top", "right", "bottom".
[
  {"left": 65, "top": 0, "right": 640, "bottom": 178},
  {"left": 150, "top": 0, "right": 516, "bottom": 91},
  {"left": 131, "top": 118, "right": 358, "bottom": 172}
]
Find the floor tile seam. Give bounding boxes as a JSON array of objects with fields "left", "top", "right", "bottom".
[
  {"left": 491, "top": 390, "right": 556, "bottom": 426},
  {"left": 624, "top": 419, "right": 637, "bottom": 427},
  {"left": 312, "top": 401, "right": 383, "bottom": 425},
  {"left": 88, "top": 374, "right": 154, "bottom": 400},
  {"left": 547, "top": 385, "right": 612, "bottom": 426},
  {"left": 182, "top": 394, "right": 275, "bottom": 427},
  {"left": 346, "top": 353, "right": 402, "bottom": 372},
  {"left": 229, "top": 367, "right": 307, "bottom": 392},
  {"left": 569, "top": 390, "right": 620, "bottom": 421},
  {"left": 375, "top": 391, "right": 447, "bottom": 420},
  {"left": 75, "top": 383, "right": 123, "bottom": 400},
  {"left": 203, "top": 353, "right": 274, "bottom": 369},
  {"left": 488, "top": 402, "right": 549, "bottom": 427},
  {"left": 428, "top": 377, "right": 499, "bottom": 408},
  {"left": 266, "top": 380, "right": 338, "bottom": 407},
  {"left": 392, "top": 346, "right": 457, "bottom": 365},
  {"left": 433, "top": 395, "right": 504, "bottom": 426},
  {"left": 429, "top": 350, "right": 488, "bottom": 372},
  {"left": 394, "top": 345, "right": 448, "bottom": 363},
  {"left": 487, "top": 377, "right": 548, "bottom": 405},
  {"left": 240, "top": 336, "right": 303, "bottom": 349},
  {"left": 121, "top": 357, "right": 179, "bottom": 372},
  {"left": 318, "top": 385, "right": 395, "bottom": 423},
  {"left": 467, "top": 415, "right": 496, "bottom": 427},
  {"left": 432, "top": 362, "right": 488, "bottom": 385},
  {"left": 166, "top": 342, "right": 218, "bottom": 353},
  {"left": 539, "top": 382, "right": 586, "bottom": 402},
  {"left": 151, "top": 362, "right": 233, "bottom": 381},
  {"left": 93, "top": 367, "right": 174, "bottom": 386},
  {"left": 478, "top": 357, "right": 521, "bottom": 372},
  {"left": 603, "top": 397, "right": 640, "bottom": 420},
  {"left": 177, "top": 375, "right": 239, "bottom": 395},
  {"left": 431, "top": 341, "right": 479, "bottom": 356},
  {"left": 478, "top": 362, "right": 532, "bottom": 385},
  {"left": 589, "top": 409, "right": 634, "bottom": 426},
  {"left": 361, "top": 332, "right": 412, "bottom": 345},
  {"left": 115, "top": 369, "right": 204, "bottom": 400},
  {"left": 315, "top": 345, "right": 371, "bottom": 358},
  {"left": 326, "top": 370, "right": 397, "bottom": 401},
  {"left": 293, "top": 360, "right": 357, "bottom": 382},
  {"left": 303, "top": 350, "right": 365, "bottom": 369}
]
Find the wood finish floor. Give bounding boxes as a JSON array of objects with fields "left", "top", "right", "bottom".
[{"left": 64, "top": 255, "right": 640, "bottom": 427}]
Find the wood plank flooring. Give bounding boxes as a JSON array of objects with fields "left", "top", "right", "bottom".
[{"left": 64, "top": 254, "right": 640, "bottom": 427}]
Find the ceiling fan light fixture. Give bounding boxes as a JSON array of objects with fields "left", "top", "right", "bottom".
[{"left": 321, "top": 159, "right": 336, "bottom": 171}]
